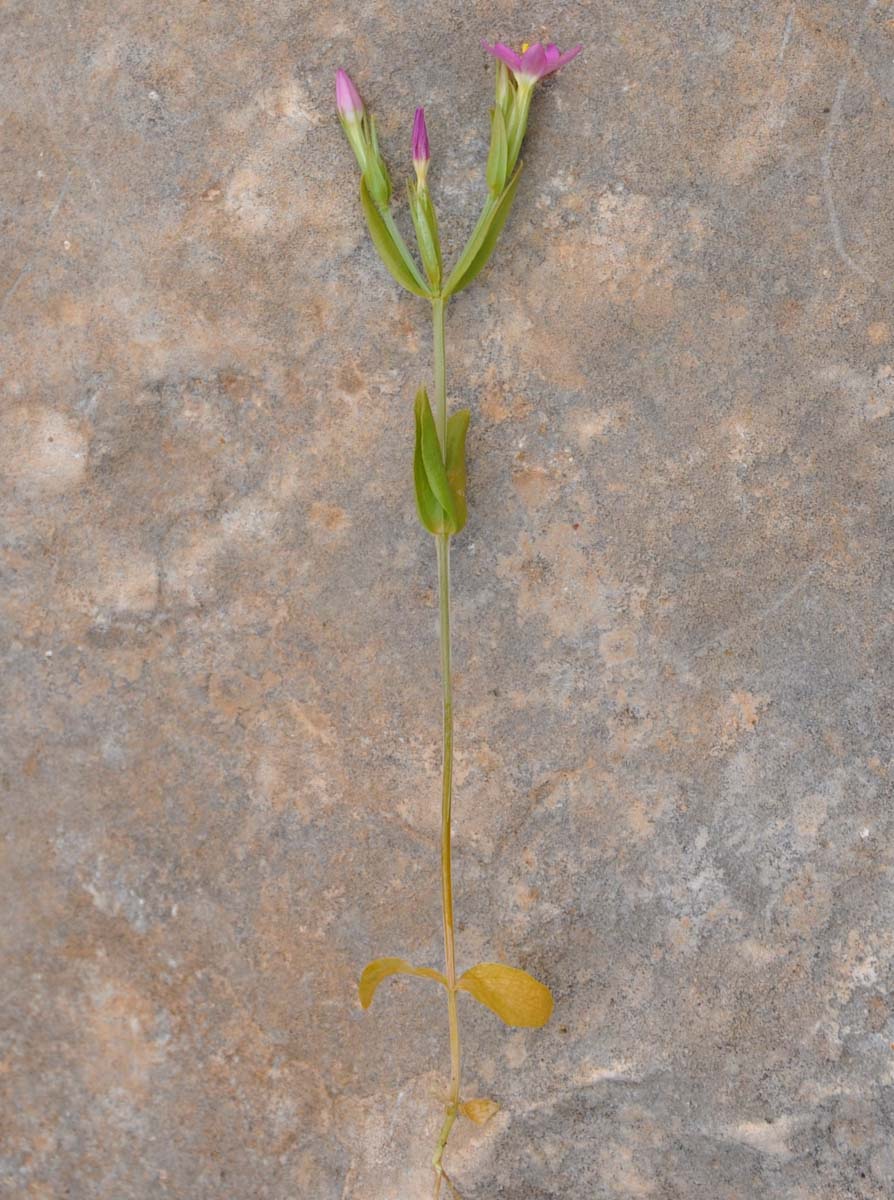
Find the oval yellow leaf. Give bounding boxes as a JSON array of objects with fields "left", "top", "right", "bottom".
[
  {"left": 358, "top": 957, "right": 448, "bottom": 1009},
  {"left": 457, "top": 962, "right": 553, "bottom": 1028},
  {"left": 461, "top": 1097, "right": 500, "bottom": 1125}
]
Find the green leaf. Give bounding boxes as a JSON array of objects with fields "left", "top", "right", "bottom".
[
  {"left": 486, "top": 106, "right": 508, "bottom": 196},
  {"left": 442, "top": 200, "right": 497, "bottom": 298},
  {"left": 359, "top": 178, "right": 431, "bottom": 298},
  {"left": 358, "top": 957, "right": 448, "bottom": 1009},
  {"left": 442, "top": 165, "right": 523, "bottom": 298},
  {"left": 445, "top": 409, "right": 470, "bottom": 534},
  {"left": 414, "top": 391, "right": 448, "bottom": 535},
  {"left": 413, "top": 392, "right": 470, "bottom": 537},
  {"left": 457, "top": 962, "right": 554, "bottom": 1027},
  {"left": 408, "top": 183, "right": 442, "bottom": 289},
  {"left": 417, "top": 388, "right": 457, "bottom": 522}
]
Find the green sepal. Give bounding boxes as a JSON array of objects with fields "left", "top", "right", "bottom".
[
  {"left": 339, "top": 114, "right": 368, "bottom": 174},
  {"left": 506, "top": 84, "right": 533, "bottom": 174},
  {"left": 486, "top": 106, "right": 508, "bottom": 196},
  {"left": 362, "top": 115, "right": 391, "bottom": 207},
  {"left": 359, "top": 178, "right": 431, "bottom": 298},
  {"left": 442, "top": 165, "right": 523, "bottom": 298},
  {"left": 445, "top": 408, "right": 470, "bottom": 534},
  {"left": 494, "top": 60, "right": 514, "bottom": 117},
  {"left": 408, "top": 182, "right": 442, "bottom": 290}
]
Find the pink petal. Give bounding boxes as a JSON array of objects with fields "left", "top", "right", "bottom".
[
  {"left": 554, "top": 45, "right": 583, "bottom": 72},
  {"left": 519, "top": 43, "right": 548, "bottom": 79},
  {"left": 481, "top": 40, "right": 523, "bottom": 71}
]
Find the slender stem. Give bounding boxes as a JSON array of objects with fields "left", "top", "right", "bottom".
[
  {"left": 431, "top": 295, "right": 462, "bottom": 1187},
  {"left": 437, "top": 534, "right": 459, "bottom": 1088},
  {"left": 432, "top": 298, "right": 447, "bottom": 447}
]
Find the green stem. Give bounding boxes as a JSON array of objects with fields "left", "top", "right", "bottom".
[
  {"left": 431, "top": 295, "right": 461, "bottom": 1187},
  {"left": 432, "top": 298, "right": 447, "bottom": 447}
]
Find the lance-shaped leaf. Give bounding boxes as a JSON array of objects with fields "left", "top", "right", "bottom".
[
  {"left": 442, "top": 165, "right": 523, "bottom": 298},
  {"left": 359, "top": 178, "right": 431, "bottom": 298},
  {"left": 486, "top": 106, "right": 508, "bottom": 196},
  {"left": 414, "top": 402, "right": 446, "bottom": 535},
  {"left": 461, "top": 1098, "right": 500, "bottom": 1125},
  {"left": 414, "top": 388, "right": 461, "bottom": 535},
  {"left": 457, "top": 962, "right": 553, "bottom": 1027},
  {"left": 445, "top": 408, "right": 470, "bottom": 534},
  {"left": 358, "top": 957, "right": 448, "bottom": 1009}
]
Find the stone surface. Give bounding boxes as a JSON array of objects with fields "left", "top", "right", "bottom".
[{"left": 2, "top": 2, "right": 893, "bottom": 1197}]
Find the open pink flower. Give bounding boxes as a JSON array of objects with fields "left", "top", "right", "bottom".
[{"left": 481, "top": 40, "right": 581, "bottom": 87}]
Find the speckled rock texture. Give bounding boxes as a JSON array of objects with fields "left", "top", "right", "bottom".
[{"left": 2, "top": 2, "right": 893, "bottom": 1197}]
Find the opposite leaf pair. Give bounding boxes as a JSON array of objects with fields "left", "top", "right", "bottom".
[
  {"left": 359, "top": 956, "right": 554, "bottom": 1028},
  {"left": 414, "top": 389, "right": 469, "bottom": 536}
]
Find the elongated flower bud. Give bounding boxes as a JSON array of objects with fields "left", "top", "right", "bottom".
[
  {"left": 335, "top": 69, "right": 363, "bottom": 122},
  {"left": 412, "top": 107, "right": 430, "bottom": 187},
  {"left": 335, "top": 70, "right": 392, "bottom": 207},
  {"left": 335, "top": 69, "right": 368, "bottom": 173}
]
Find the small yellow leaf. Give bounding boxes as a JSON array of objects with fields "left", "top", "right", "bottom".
[
  {"left": 461, "top": 1098, "right": 500, "bottom": 1125},
  {"left": 358, "top": 957, "right": 448, "bottom": 1009},
  {"left": 457, "top": 962, "right": 553, "bottom": 1028}
]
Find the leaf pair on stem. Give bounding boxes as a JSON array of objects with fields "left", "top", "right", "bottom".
[
  {"left": 359, "top": 956, "right": 554, "bottom": 1028},
  {"left": 359, "top": 162, "right": 523, "bottom": 302},
  {"left": 413, "top": 389, "right": 469, "bottom": 536}
]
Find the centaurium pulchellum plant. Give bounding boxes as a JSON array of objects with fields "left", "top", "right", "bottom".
[{"left": 337, "top": 38, "right": 581, "bottom": 1197}]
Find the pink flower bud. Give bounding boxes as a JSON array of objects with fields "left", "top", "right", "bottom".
[
  {"left": 335, "top": 68, "right": 364, "bottom": 122},
  {"left": 412, "top": 107, "right": 430, "bottom": 165},
  {"left": 412, "top": 107, "right": 431, "bottom": 187}
]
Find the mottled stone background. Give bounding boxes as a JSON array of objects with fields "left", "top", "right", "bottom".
[{"left": 2, "top": 1, "right": 893, "bottom": 1197}]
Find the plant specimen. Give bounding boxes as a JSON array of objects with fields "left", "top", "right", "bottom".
[{"left": 336, "top": 38, "right": 581, "bottom": 1196}]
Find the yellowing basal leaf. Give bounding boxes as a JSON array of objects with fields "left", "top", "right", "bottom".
[
  {"left": 461, "top": 1097, "right": 500, "bottom": 1125},
  {"left": 457, "top": 962, "right": 553, "bottom": 1027},
  {"left": 358, "top": 957, "right": 448, "bottom": 1009}
]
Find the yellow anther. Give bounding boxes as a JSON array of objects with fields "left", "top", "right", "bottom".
[{"left": 521, "top": 42, "right": 530, "bottom": 52}]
